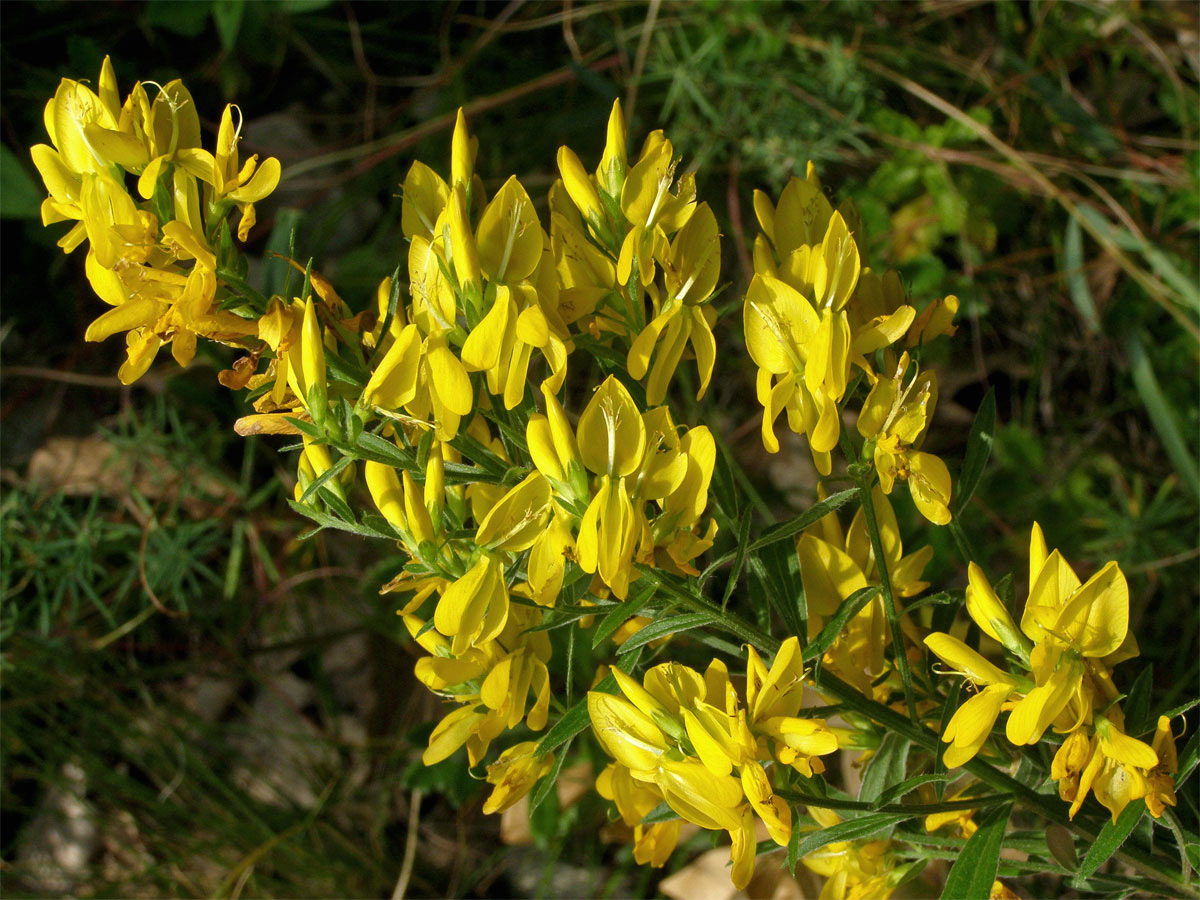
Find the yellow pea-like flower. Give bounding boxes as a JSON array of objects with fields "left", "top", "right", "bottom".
[
  {"left": 450, "top": 108, "right": 476, "bottom": 188},
  {"left": 402, "top": 470, "right": 435, "bottom": 545},
  {"left": 740, "top": 761, "right": 792, "bottom": 846},
  {"left": 965, "top": 562, "right": 1031, "bottom": 658},
  {"left": 597, "top": 98, "right": 627, "bottom": 198},
  {"left": 942, "top": 683, "right": 1018, "bottom": 769},
  {"left": 587, "top": 690, "right": 669, "bottom": 775},
  {"left": 434, "top": 554, "right": 509, "bottom": 657},
  {"left": 557, "top": 145, "right": 606, "bottom": 229},
  {"left": 652, "top": 757, "right": 744, "bottom": 834},
  {"left": 576, "top": 474, "right": 638, "bottom": 599},
  {"left": 482, "top": 742, "right": 554, "bottom": 815},
  {"left": 474, "top": 471, "right": 552, "bottom": 552}
]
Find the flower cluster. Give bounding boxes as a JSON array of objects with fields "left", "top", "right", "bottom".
[
  {"left": 589, "top": 638, "right": 837, "bottom": 888},
  {"left": 33, "top": 60, "right": 1188, "bottom": 899},
  {"left": 744, "top": 171, "right": 957, "bottom": 523},
  {"left": 31, "top": 57, "right": 279, "bottom": 383},
  {"left": 924, "top": 523, "right": 1178, "bottom": 821}
]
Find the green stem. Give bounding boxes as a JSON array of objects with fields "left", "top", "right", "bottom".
[{"left": 854, "top": 473, "right": 919, "bottom": 723}]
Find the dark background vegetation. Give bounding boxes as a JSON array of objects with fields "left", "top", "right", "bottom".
[{"left": 1, "top": 1, "right": 1197, "bottom": 896}]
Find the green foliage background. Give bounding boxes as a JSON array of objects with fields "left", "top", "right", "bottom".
[{"left": 2, "top": 1, "right": 1196, "bottom": 896}]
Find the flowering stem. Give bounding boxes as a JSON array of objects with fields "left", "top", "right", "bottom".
[
  {"left": 854, "top": 473, "right": 920, "bottom": 723},
  {"left": 672, "top": 576, "right": 1194, "bottom": 897}
]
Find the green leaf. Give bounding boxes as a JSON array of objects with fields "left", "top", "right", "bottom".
[
  {"left": 954, "top": 387, "right": 995, "bottom": 516},
  {"left": 1063, "top": 217, "right": 1101, "bottom": 333},
  {"left": 535, "top": 672, "right": 615, "bottom": 756},
  {"left": 286, "top": 500, "right": 396, "bottom": 541},
  {"left": 642, "top": 802, "right": 678, "bottom": 825},
  {"left": 1127, "top": 331, "right": 1199, "bottom": 500},
  {"left": 748, "top": 540, "right": 806, "bottom": 640},
  {"left": 720, "top": 507, "right": 754, "bottom": 609},
  {"left": 1122, "top": 664, "right": 1154, "bottom": 737},
  {"left": 803, "top": 586, "right": 880, "bottom": 662},
  {"left": 1045, "top": 824, "right": 1079, "bottom": 871},
  {"left": 618, "top": 613, "right": 713, "bottom": 653},
  {"left": 592, "top": 582, "right": 656, "bottom": 648},
  {"left": 528, "top": 740, "right": 570, "bottom": 815},
  {"left": 859, "top": 732, "right": 910, "bottom": 806},
  {"left": 354, "top": 430, "right": 416, "bottom": 469},
  {"left": 941, "top": 801, "right": 1012, "bottom": 899},
  {"left": 874, "top": 773, "right": 950, "bottom": 807},
  {"left": 449, "top": 431, "right": 510, "bottom": 479},
  {"left": 787, "top": 803, "right": 801, "bottom": 874},
  {"left": 748, "top": 489, "right": 857, "bottom": 552},
  {"left": 1078, "top": 799, "right": 1145, "bottom": 878},
  {"left": 790, "top": 812, "right": 912, "bottom": 861},
  {"left": 1, "top": 144, "right": 43, "bottom": 219},
  {"left": 211, "top": 0, "right": 245, "bottom": 51},
  {"left": 297, "top": 454, "right": 354, "bottom": 506},
  {"left": 262, "top": 208, "right": 305, "bottom": 298}
]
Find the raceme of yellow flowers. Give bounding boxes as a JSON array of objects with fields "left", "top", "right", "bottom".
[{"left": 33, "top": 59, "right": 1183, "bottom": 897}]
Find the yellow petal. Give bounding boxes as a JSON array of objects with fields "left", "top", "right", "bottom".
[
  {"left": 742, "top": 274, "right": 816, "bottom": 375},
  {"left": 1021, "top": 550, "right": 1082, "bottom": 643},
  {"left": 363, "top": 322, "right": 422, "bottom": 409},
  {"left": 653, "top": 758, "right": 744, "bottom": 833},
  {"left": 797, "top": 534, "right": 868, "bottom": 621},
  {"left": 461, "top": 286, "right": 514, "bottom": 372},
  {"left": 908, "top": 451, "right": 952, "bottom": 525},
  {"left": 447, "top": 183, "right": 480, "bottom": 294},
  {"left": 924, "top": 633, "right": 1013, "bottom": 686},
  {"left": 364, "top": 461, "right": 407, "bottom": 531},
  {"left": 1005, "top": 662, "right": 1076, "bottom": 746},
  {"left": 965, "top": 562, "right": 1028, "bottom": 656},
  {"left": 773, "top": 175, "right": 833, "bottom": 258},
  {"left": 588, "top": 691, "right": 668, "bottom": 773},
  {"left": 426, "top": 336, "right": 474, "bottom": 417},
  {"left": 577, "top": 376, "right": 646, "bottom": 477},
  {"left": 474, "top": 471, "right": 551, "bottom": 552},
  {"left": 942, "top": 683, "right": 1013, "bottom": 768},
  {"left": 597, "top": 98, "right": 627, "bottom": 197},
  {"left": 1054, "top": 561, "right": 1128, "bottom": 658},
  {"left": 813, "top": 211, "right": 860, "bottom": 310},
  {"left": 476, "top": 176, "right": 542, "bottom": 284},
  {"left": 557, "top": 146, "right": 605, "bottom": 227},
  {"left": 401, "top": 160, "right": 449, "bottom": 240},
  {"left": 450, "top": 108, "right": 475, "bottom": 187}
]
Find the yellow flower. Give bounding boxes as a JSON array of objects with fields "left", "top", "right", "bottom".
[
  {"left": 923, "top": 633, "right": 1020, "bottom": 767},
  {"left": 626, "top": 203, "right": 721, "bottom": 403},
  {"left": 1145, "top": 715, "right": 1179, "bottom": 818},
  {"left": 482, "top": 742, "right": 554, "bottom": 814},
  {"left": 434, "top": 554, "right": 509, "bottom": 656},
  {"left": 574, "top": 377, "right": 647, "bottom": 598},
  {"left": 858, "top": 352, "right": 952, "bottom": 524}
]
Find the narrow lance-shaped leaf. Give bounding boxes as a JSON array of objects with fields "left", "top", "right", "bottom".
[
  {"left": 1078, "top": 799, "right": 1146, "bottom": 879},
  {"left": 954, "top": 387, "right": 995, "bottom": 516},
  {"left": 941, "top": 801, "right": 1012, "bottom": 899}
]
